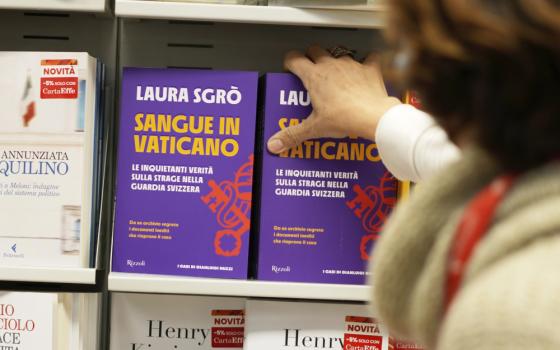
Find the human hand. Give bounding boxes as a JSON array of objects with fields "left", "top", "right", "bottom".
[{"left": 267, "top": 46, "right": 401, "bottom": 155}]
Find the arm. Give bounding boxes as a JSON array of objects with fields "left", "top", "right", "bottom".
[
  {"left": 268, "top": 46, "right": 460, "bottom": 183},
  {"left": 376, "top": 104, "right": 460, "bottom": 182}
]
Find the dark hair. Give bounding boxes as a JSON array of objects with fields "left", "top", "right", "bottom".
[{"left": 387, "top": 0, "right": 560, "bottom": 171}]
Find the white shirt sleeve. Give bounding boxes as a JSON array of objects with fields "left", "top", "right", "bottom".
[{"left": 375, "top": 104, "right": 461, "bottom": 183}]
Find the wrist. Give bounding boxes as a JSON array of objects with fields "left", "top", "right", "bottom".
[{"left": 358, "top": 97, "right": 402, "bottom": 141}]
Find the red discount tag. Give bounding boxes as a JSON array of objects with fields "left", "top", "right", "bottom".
[
  {"left": 40, "top": 77, "right": 78, "bottom": 99},
  {"left": 211, "top": 309, "right": 244, "bottom": 348},
  {"left": 344, "top": 333, "right": 384, "bottom": 350},
  {"left": 344, "top": 316, "right": 385, "bottom": 350},
  {"left": 211, "top": 327, "right": 244, "bottom": 348}
]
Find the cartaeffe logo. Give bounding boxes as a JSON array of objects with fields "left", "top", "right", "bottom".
[
  {"left": 126, "top": 259, "right": 146, "bottom": 268},
  {"left": 272, "top": 265, "right": 291, "bottom": 274}
]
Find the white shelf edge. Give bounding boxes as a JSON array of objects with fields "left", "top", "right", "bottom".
[
  {"left": 0, "top": 0, "right": 106, "bottom": 13},
  {"left": 115, "top": 1, "right": 386, "bottom": 29},
  {"left": 109, "top": 272, "right": 371, "bottom": 302},
  {"left": 0, "top": 266, "right": 97, "bottom": 284}
]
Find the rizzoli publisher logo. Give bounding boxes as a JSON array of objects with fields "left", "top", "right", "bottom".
[
  {"left": 127, "top": 259, "right": 146, "bottom": 268},
  {"left": 272, "top": 265, "right": 291, "bottom": 274}
]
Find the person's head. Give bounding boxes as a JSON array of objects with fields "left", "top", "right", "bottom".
[{"left": 386, "top": 0, "right": 560, "bottom": 171}]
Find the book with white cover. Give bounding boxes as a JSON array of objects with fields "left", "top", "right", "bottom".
[
  {"left": 0, "top": 292, "right": 100, "bottom": 350},
  {"left": 245, "top": 300, "right": 389, "bottom": 350},
  {"left": 110, "top": 293, "right": 245, "bottom": 349},
  {"left": 0, "top": 52, "right": 100, "bottom": 268},
  {"left": 0, "top": 292, "right": 57, "bottom": 349}
]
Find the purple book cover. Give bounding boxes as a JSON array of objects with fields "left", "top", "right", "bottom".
[
  {"left": 112, "top": 68, "right": 258, "bottom": 279},
  {"left": 256, "top": 73, "right": 398, "bottom": 284}
]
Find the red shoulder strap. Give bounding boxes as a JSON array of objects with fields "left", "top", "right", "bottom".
[{"left": 445, "top": 174, "right": 517, "bottom": 311}]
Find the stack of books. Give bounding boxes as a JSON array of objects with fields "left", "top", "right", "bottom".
[{"left": 0, "top": 52, "right": 105, "bottom": 270}]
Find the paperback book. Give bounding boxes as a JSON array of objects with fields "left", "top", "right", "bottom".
[
  {"left": 0, "top": 292, "right": 55, "bottom": 349},
  {"left": 112, "top": 68, "right": 258, "bottom": 279},
  {"left": 244, "top": 299, "right": 389, "bottom": 350},
  {"left": 0, "top": 291, "right": 99, "bottom": 350},
  {"left": 255, "top": 73, "right": 398, "bottom": 284},
  {"left": 110, "top": 293, "right": 245, "bottom": 350},
  {"left": 0, "top": 52, "right": 103, "bottom": 268}
]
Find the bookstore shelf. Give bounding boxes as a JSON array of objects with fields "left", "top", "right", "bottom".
[
  {"left": 115, "top": 1, "right": 386, "bottom": 28},
  {"left": 0, "top": 266, "right": 97, "bottom": 284},
  {"left": 0, "top": 0, "right": 106, "bottom": 12},
  {"left": 108, "top": 273, "right": 371, "bottom": 301}
]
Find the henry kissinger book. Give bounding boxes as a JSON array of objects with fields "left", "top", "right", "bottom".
[
  {"left": 244, "top": 299, "right": 390, "bottom": 350},
  {"left": 254, "top": 73, "right": 398, "bottom": 284},
  {"left": 110, "top": 293, "right": 245, "bottom": 350},
  {"left": 112, "top": 68, "right": 258, "bottom": 279}
]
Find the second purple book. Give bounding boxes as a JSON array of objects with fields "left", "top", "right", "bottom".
[{"left": 256, "top": 73, "right": 399, "bottom": 285}]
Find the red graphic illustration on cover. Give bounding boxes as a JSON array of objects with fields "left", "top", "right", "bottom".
[
  {"left": 346, "top": 171, "right": 397, "bottom": 260},
  {"left": 202, "top": 155, "right": 254, "bottom": 257}
]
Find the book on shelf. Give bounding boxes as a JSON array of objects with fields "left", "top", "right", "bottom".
[
  {"left": 0, "top": 291, "right": 99, "bottom": 350},
  {"left": 244, "top": 299, "right": 390, "bottom": 350},
  {"left": 110, "top": 293, "right": 245, "bottom": 349},
  {"left": 112, "top": 68, "right": 259, "bottom": 279},
  {"left": 0, "top": 52, "right": 105, "bottom": 269},
  {"left": 253, "top": 73, "right": 398, "bottom": 284}
]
